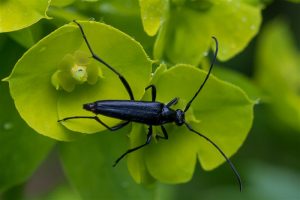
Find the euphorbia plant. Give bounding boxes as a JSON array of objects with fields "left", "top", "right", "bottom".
[{"left": 5, "top": 21, "right": 254, "bottom": 187}]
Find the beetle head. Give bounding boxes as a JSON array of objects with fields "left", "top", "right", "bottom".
[
  {"left": 83, "top": 103, "right": 96, "bottom": 113},
  {"left": 175, "top": 109, "right": 185, "bottom": 126}
]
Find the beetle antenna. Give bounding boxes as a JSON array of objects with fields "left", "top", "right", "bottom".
[
  {"left": 184, "top": 37, "right": 218, "bottom": 113},
  {"left": 184, "top": 122, "right": 242, "bottom": 191},
  {"left": 73, "top": 20, "right": 135, "bottom": 100}
]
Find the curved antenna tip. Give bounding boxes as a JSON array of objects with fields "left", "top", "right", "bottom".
[
  {"left": 211, "top": 36, "right": 218, "bottom": 50},
  {"left": 184, "top": 122, "right": 243, "bottom": 192}
]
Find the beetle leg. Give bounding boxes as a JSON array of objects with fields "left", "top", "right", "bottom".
[
  {"left": 58, "top": 115, "right": 129, "bottom": 131},
  {"left": 145, "top": 84, "right": 156, "bottom": 102},
  {"left": 73, "top": 20, "right": 134, "bottom": 100},
  {"left": 113, "top": 125, "right": 153, "bottom": 167},
  {"left": 109, "top": 121, "right": 130, "bottom": 131},
  {"left": 166, "top": 97, "right": 179, "bottom": 107},
  {"left": 156, "top": 125, "right": 169, "bottom": 140}
]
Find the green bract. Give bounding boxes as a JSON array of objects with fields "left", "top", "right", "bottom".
[
  {"left": 255, "top": 19, "right": 300, "bottom": 131},
  {"left": 5, "top": 21, "right": 152, "bottom": 140},
  {"left": 0, "top": 0, "right": 50, "bottom": 32},
  {"left": 128, "top": 64, "right": 254, "bottom": 183},
  {"left": 50, "top": 0, "right": 76, "bottom": 7},
  {"left": 140, "top": 0, "right": 262, "bottom": 65},
  {"left": 139, "top": 0, "right": 169, "bottom": 36},
  {"left": 214, "top": 67, "right": 262, "bottom": 101}
]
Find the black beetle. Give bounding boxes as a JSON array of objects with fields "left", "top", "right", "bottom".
[{"left": 59, "top": 21, "right": 242, "bottom": 191}]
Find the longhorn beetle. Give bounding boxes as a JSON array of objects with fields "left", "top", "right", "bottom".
[{"left": 59, "top": 21, "right": 242, "bottom": 191}]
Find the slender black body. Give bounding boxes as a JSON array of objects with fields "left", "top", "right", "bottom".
[
  {"left": 58, "top": 20, "right": 243, "bottom": 191},
  {"left": 84, "top": 100, "right": 178, "bottom": 125}
]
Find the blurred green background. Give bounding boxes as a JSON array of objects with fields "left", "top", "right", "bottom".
[{"left": 1, "top": 0, "right": 300, "bottom": 200}]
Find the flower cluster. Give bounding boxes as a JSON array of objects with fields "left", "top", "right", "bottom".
[{"left": 51, "top": 50, "right": 102, "bottom": 92}]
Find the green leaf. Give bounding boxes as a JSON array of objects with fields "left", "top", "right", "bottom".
[
  {"left": 139, "top": 0, "right": 169, "bottom": 36},
  {"left": 0, "top": 0, "right": 50, "bottom": 33},
  {"left": 7, "top": 28, "right": 35, "bottom": 49},
  {"left": 46, "top": 7, "right": 88, "bottom": 23},
  {"left": 255, "top": 19, "right": 300, "bottom": 131},
  {"left": 7, "top": 21, "right": 46, "bottom": 49},
  {"left": 127, "top": 64, "right": 254, "bottom": 183},
  {"left": 87, "top": 0, "right": 155, "bottom": 56},
  {"left": 213, "top": 67, "right": 262, "bottom": 102},
  {"left": 59, "top": 128, "right": 160, "bottom": 200},
  {"left": 0, "top": 83, "right": 54, "bottom": 192},
  {"left": 153, "top": 0, "right": 262, "bottom": 65},
  {"left": 1, "top": 185, "right": 24, "bottom": 200},
  {"left": 50, "top": 0, "right": 76, "bottom": 7}
]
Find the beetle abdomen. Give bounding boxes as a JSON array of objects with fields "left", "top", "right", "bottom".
[{"left": 85, "top": 100, "right": 165, "bottom": 125}]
